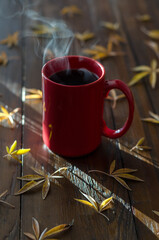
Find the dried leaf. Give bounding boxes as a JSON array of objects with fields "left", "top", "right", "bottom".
[
  {"left": 0, "top": 32, "right": 19, "bottom": 47},
  {"left": 130, "top": 137, "right": 152, "bottom": 152},
  {"left": 136, "top": 14, "right": 151, "bottom": 22},
  {"left": 145, "top": 40, "right": 159, "bottom": 59},
  {"left": 153, "top": 210, "right": 159, "bottom": 217},
  {"left": 128, "top": 59, "right": 159, "bottom": 88},
  {"left": 0, "top": 52, "right": 8, "bottom": 66},
  {"left": 4, "top": 140, "right": 30, "bottom": 163},
  {"left": 141, "top": 27, "right": 159, "bottom": 40},
  {"left": 16, "top": 167, "right": 67, "bottom": 199},
  {"left": 75, "top": 191, "right": 113, "bottom": 221},
  {"left": 106, "top": 89, "right": 125, "bottom": 109},
  {"left": 83, "top": 43, "right": 125, "bottom": 60},
  {"left": 32, "top": 217, "right": 40, "bottom": 239},
  {"left": 114, "top": 176, "right": 132, "bottom": 190},
  {"left": 60, "top": 5, "right": 82, "bottom": 17},
  {"left": 24, "top": 217, "right": 72, "bottom": 240},
  {"left": 0, "top": 106, "right": 20, "bottom": 128},
  {"left": 31, "top": 24, "right": 57, "bottom": 36},
  {"left": 23, "top": 232, "right": 36, "bottom": 240},
  {"left": 0, "top": 190, "right": 15, "bottom": 208},
  {"left": 43, "top": 223, "right": 72, "bottom": 238},
  {"left": 142, "top": 111, "right": 159, "bottom": 124},
  {"left": 25, "top": 88, "right": 42, "bottom": 100},
  {"left": 108, "top": 34, "right": 126, "bottom": 46},
  {"left": 101, "top": 21, "right": 120, "bottom": 31},
  {"left": 89, "top": 160, "right": 143, "bottom": 191},
  {"left": 99, "top": 197, "right": 113, "bottom": 212},
  {"left": 42, "top": 176, "right": 50, "bottom": 200},
  {"left": 15, "top": 180, "right": 44, "bottom": 195},
  {"left": 75, "top": 31, "right": 95, "bottom": 42},
  {"left": 109, "top": 160, "right": 116, "bottom": 174}
]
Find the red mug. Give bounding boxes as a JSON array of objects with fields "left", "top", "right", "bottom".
[{"left": 42, "top": 55, "right": 134, "bottom": 157}]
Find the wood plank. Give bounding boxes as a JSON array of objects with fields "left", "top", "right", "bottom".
[{"left": 0, "top": 10, "right": 22, "bottom": 239}]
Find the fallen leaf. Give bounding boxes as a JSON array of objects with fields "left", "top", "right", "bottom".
[
  {"left": 0, "top": 190, "right": 15, "bottom": 208},
  {"left": 145, "top": 40, "right": 159, "bottom": 59},
  {"left": 83, "top": 42, "right": 125, "bottom": 60},
  {"left": 105, "top": 89, "right": 125, "bottom": 109},
  {"left": 142, "top": 111, "right": 159, "bottom": 124},
  {"left": 153, "top": 210, "right": 159, "bottom": 217},
  {"left": 128, "top": 59, "right": 159, "bottom": 88},
  {"left": 25, "top": 88, "right": 42, "bottom": 100},
  {"left": 0, "top": 105, "right": 20, "bottom": 128},
  {"left": 31, "top": 24, "right": 58, "bottom": 36},
  {"left": 0, "top": 52, "right": 8, "bottom": 66},
  {"left": 75, "top": 31, "right": 95, "bottom": 42},
  {"left": 15, "top": 167, "right": 68, "bottom": 199},
  {"left": 60, "top": 5, "right": 82, "bottom": 17},
  {"left": 89, "top": 160, "right": 143, "bottom": 191},
  {"left": 130, "top": 137, "right": 152, "bottom": 151},
  {"left": 141, "top": 27, "right": 159, "bottom": 40},
  {"left": 108, "top": 34, "right": 126, "bottom": 46},
  {"left": 4, "top": 140, "right": 30, "bottom": 163},
  {"left": 136, "top": 14, "right": 151, "bottom": 22},
  {"left": 0, "top": 32, "right": 19, "bottom": 47},
  {"left": 24, "top": 217, "right": 73, "bottom": 240},
  {"left": 75, "top": 190, "right": 113, "bottom": 221},
  {"left": 101, "top": 21, "right": 120, "bottom": 31}
]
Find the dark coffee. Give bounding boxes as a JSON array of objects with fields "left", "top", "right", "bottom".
[{"left": 49, "top": 68, "right": 98, "bottom": 86}]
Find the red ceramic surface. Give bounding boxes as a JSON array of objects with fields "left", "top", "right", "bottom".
[{"left": 42, "top": 56, "right": 134, "bottom": 157}]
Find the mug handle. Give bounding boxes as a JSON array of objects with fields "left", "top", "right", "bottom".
[{"left": 102, "top": 79, "right": 134, "bottom": 139}]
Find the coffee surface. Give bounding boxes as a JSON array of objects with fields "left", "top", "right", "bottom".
[{"left": 49, "top": 68, "right": 98, "bottom": 86}]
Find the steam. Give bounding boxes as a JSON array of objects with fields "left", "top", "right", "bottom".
[{"left": 25, "top": 10, "right": 74, "bottom": 64}]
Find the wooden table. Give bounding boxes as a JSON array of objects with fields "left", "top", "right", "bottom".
[{"left": 0, "top": 0, "right": 159, "bottom": 239}]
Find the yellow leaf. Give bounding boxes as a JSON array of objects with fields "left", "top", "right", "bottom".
[
  {"left": 115, "top": 173, "right": 143, "bottom": 181},
  {"left": 52, "top": 167, "right": 68, "bottom": 176},
  {"left": 149, "top": 111, "right": 159, "bottom": 121},
  {"left": 15, "top": 180, "right": 44, "bottom": 195},
  {"left": 25, "top": 94, "right": 42, "bottom": 99},
  {"left": 113, "top": 176, "right": 131, "bottom": 190},
  {"left": 75, "top": 31, "right": 95, "bottom": 42},
  {"left": 23, "top": 232, "right": 36, "bottom": 240},
  {"left": 136, "top": 137, "right": 145, "bottom": 146},
  {"left": 79, "top": 191, "right": 98, "bottom": 210},
  {"left": 112, "top": 168, "right": 137, "bottom": 175},
  {"left": 132, "top": 66, "right": 150, "bottom": 72},
  {"left": 109, "top": 160, "right": 116, "bottom": 174},
  {"left": 13, "top": 148, "right": 30, "bottom": 155},
  {"left": 153, "top": 210, "right": 159, "bottom": 217},
  {"left": 0, "top": 52, "right": 8, "bottom": 66},
  {"left": 6, "top": 146, "right": 9, "bottom": 154},
  {"left": 99, "top": 197, "right": 113, "bottom": 212},
  {"left": 43, "top": 223, "right": 72, "bottom": 238},
  {"left": 145, "top": 40, "right": 159, "bottom": 57},
  {"left": 9, "top": 140, "right": 17, "bottom": 153},
  {"left": 32, "top": 217, "right": 40, "bottom": 239},
  {"left": 136, "top": 14, "right": 151, "bottom": 21},
  {"left": 142, "top": 27, "right": 159, "bottom": 40},
  {"left": 11, "top": 155, "right": 22, "bottom": 163},
  {"left": 108, "top": 34, "right": 126, "bottom": 46},
  {"left": 149, "top": 71, "right": 156, "bottom": 88},
  {"left": 74, "top": 199, "right": 97, "bottom": 211},
  {"left": 42, "top": 177, "right": 50, "bottom": 200},
  {"left": 128, "top": 71, "right": 149, "bottom": 86},
  {"left": 17, "top": 175, "right": 44, "bottom": 181},
  {"left": 0, "top": 190, "right": 8, "bottom": 198},
  {"left": 101, "top": 21, "right": 119, "bottom": 31},
  {"left": 60, "top": 5, "right": 82, "bottom": 16},
  {"left": 1, "top": 106, "right": 9, "bottom": 114},
  {"left": 0, "top": 32, "right": 19, "bottom": 47},
  {"left": 142, "top": 118, "right": 159, "bottom": 124}
]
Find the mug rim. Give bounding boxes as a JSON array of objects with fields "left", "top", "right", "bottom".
[{"left": 42, "top": 55, "right": 105, "bottom": 88}]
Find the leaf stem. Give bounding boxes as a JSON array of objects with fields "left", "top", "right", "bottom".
[
  {"left": 89, "top": 170, "right": 110, "bottom": 177},
  {"left": 98, "top": 211, "right": 109, "bottom": 221}
]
